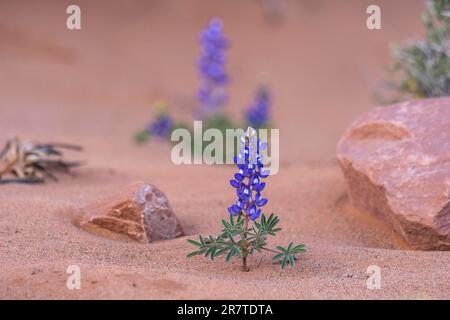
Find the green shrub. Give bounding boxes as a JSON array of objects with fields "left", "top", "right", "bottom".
[{"left": 379, "top": 0, "right": 449, "bottom": 103}]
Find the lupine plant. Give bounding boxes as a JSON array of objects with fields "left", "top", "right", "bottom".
[
  {"left": 197, "top": 18, "right": 229, "bottom": 115},
  {"left": 245, "top": 85, "right": 271, "bottom": 129},
  {"left": 187, "top": 127, "right": 305, "bottom": 271},
  {"left": 378, "top": 0, "right": 449, "bottom": 103},
  {"left": 195, "top": 18, "right": 237, "bottom": 159}
]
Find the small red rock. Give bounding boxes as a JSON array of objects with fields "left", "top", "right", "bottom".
[
  {"left": 337, "top": 98, "right": 450, "bottom": 250},
  {"left": 80, "top": 182, "right": 184, "bottom": 243}
]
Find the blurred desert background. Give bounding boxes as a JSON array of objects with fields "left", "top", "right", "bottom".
[{"left": 1, "top": 0, "right": 449, "bottom": 299}]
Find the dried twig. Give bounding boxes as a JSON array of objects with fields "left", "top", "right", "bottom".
[{"left": 0, "top": 137, "right": 83, "bottom": 184}]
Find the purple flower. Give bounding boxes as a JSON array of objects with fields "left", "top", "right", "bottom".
[
  {"left": 197, "top": 18, "right": 229, "bottom": 114},
  {"left": 245, "top": 86, "right": 270, "bottom": 128},
  {"left": 227, "top": 127, "right": 269, "bottom": 221},
  {"left": 146, "top": 114, "right": 173, "bottom": 138}
]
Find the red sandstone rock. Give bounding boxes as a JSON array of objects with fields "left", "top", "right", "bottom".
[
  {"left": 337, "top": 98, "right": 450, "bottom": 250},
  {"left": 80, "top": 182, "right": 184, "bottom": 243}
]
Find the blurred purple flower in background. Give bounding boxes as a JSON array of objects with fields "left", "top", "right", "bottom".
[
  {"left": 197, "top": 18, "right": 229, "bottom": 115},
  {"left": 245, "top": 85, "right": 270, "bottom": 128},
  {"left": 146, "top": 114, "right": 173, "bottom": 138},
  {"left": 145, "top": 101, "right": 174, "bottom": 139}
]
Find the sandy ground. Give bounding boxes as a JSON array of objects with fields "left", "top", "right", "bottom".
[{"left": 1, "top": 0, "right": 449, "bottom": 299}]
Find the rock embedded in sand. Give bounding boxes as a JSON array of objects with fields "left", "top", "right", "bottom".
[
  {"left": 337, "top": 98, "right": 450, "bottom": 250},
  {"left": 80, "top": 182, "right": 184, "bottom": 243}
]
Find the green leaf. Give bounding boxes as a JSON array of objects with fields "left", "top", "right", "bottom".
[
  {"left": 205, "top": 247, "right": 215, "bottom": 259},
  {"left": 288, "top": 255, "right": 295, "bottom": 268},
  {"left": 281, "top": 257, "right": 287, "bottom": 269},
  {"left": 187, "top": 239, "right": 201, "bottom": 247},
  {"left": 272, "top": 253, "right": 284, "bottom": 262},
  {"left": 272, "top": 242, "right": 306, "bottom": 269},
  {"left": 287, "top": 242, "right": 293, "bottom": 251},
  {"left": 221, "top": 219, "right": 228, "bottom": 228},
  {"left": 225, "top": 248, "right": 236, "bottom": 262},
  {"left": 276, "top": 246, "right": 287, "bottom": 253},
  {"left": 221, "top": 214, "right": 245, "bottom": 238},
  {"left": 255, "top": 213, "right": 281, "bottom": 237},
  {"left": 292, "top": 244, "right": 306, "bottom": 253},
  {"left": 214, "top": 248, "right": 227, "bottom": 258},
  {"left": 186, "top": 251, "right": 202, "bottom": 258},
  {"left": 134, "top": 131, "right": 150, "bottom": 144}
]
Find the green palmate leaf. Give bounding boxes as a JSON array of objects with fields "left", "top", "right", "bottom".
[
  {"left": 272, "top": 242, "right": 306, "bottom": 269},
  {"left": 251, "top": 239, "right": 266, "bottom": 252},
  {"left": 221, "top": 214, "right": 245, "bottom": 238},
  {"left": 224, "top": 245, "right": 244, "bottom": 262},
  {"left": 255, "top": 213, "right": 282, "bottom": 237},
  {"left": 248, "top": 228, "right": 267, "bottom": 252},
  {"left": 186, "top": 233, "right": 244, "bottom": 261},
  {"left": 248, "top": 213, "right": 281, "bottom": 253}
]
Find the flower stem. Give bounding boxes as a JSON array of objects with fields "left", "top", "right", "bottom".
[{"left": 241, "top": 214, "right": 250, "bottom": 272}]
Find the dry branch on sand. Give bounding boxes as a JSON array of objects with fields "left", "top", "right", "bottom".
[{"left": 0, "top": 136, "right": 82, "bottom": 184}]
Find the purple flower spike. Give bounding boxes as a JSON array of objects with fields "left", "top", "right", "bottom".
[
  {"left": 197, "top": 18, "right": 229, "bottom": 114},
  {"left": 228, "top": 127, "right": 270, "bottom": 221}
]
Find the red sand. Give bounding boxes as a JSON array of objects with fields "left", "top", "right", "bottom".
[{"left": 1, "top": 0, "right": 449, "bottom": 299}]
